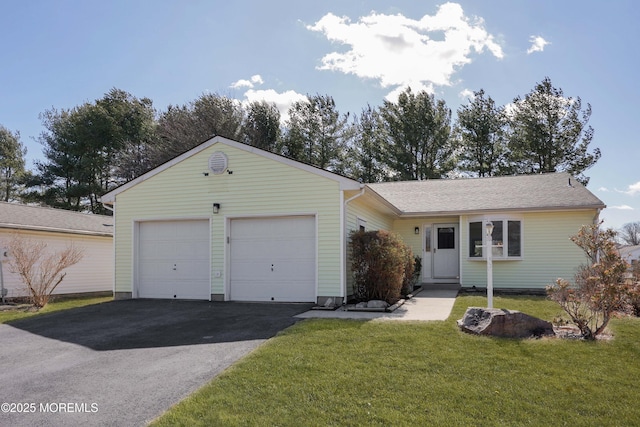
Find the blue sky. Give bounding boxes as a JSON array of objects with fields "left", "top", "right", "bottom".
[{"left": 1, "top": 0, "right": 638, "bottom": 229}]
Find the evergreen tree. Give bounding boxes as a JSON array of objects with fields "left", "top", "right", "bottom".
[
  {"left": 508, "top": 77, "right": 600, "bottom": 185},
  {"left": 455, "top": 89, "right": 509, "bottom": 177},
  {"left": 279, "top": 94, "right": 352, "bottom": 174},
  {"left": 242, "top": 100, "right": 281, "bottom": 152},
  {"left": 0, "top": 125, "right": 27, "bottom": 201},
  {"left": 379, "top": 87, "right": 454, "bottom": 180},
  {"left": 154, "top": 93, "right": 244, "bottom": 166},
  {"left": 29, "top": 89, "right": 155, "bottom": 213},
  {"left": 350, "top": 105, "right": 386, "bottom": 183}
]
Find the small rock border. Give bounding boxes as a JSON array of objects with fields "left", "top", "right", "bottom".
[
  {"left": 0, "top": 303, "right": 35, "bottom": 312},
  {"left": 552, "top": 325, "right": 613, "bottom": 341},
  {"left": 312, "top": 287, "right": 423, "bottom": 313}
]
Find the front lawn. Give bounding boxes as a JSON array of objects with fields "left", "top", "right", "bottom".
[
  {"left": 0, "top": 295, "right": 112, "bottom": 324},
  {"left": 152, "top": 295, "right": 640, "bottom": 426}
]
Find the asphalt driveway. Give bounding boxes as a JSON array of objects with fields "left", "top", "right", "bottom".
[{"left": 0, "top": 299, "right": 312, "bottom": 427}]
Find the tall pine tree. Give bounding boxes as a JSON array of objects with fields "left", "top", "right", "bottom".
[{"left": 508, "top": 77, "right": 600, "bottom": 185}]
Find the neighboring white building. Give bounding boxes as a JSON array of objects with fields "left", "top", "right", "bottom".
[
  {"left": 0, "top": 202, "right": 113, "bottom": 299},
  {"left": 619, "top": 245, "right": 640, "bottom": 265}
]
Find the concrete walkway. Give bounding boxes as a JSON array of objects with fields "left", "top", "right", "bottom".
[{"left": 295, "top": 289, "right": 458, "bottom": 321}]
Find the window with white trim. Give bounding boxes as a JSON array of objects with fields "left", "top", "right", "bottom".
[
  {"left": 469, "top": 218, "right": 522, "bottom": 259},
  {"left": 357, "top": 218, "right": 367, "bottom": 232}
]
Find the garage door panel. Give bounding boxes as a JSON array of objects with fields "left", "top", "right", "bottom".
[
  {"left": 139, "top": 262, "right": 174, "bottom": 280},
  {"left": 139, "top": 242, "right": 175, "bottom": 260},
  {"left": 174, "top": 241, "right": 209, "bottom": 259},
  {"left": 231, "top": 239, "right": 315, "bottom": 259},
  {"left": 230, "top": 282, "right": 314, "bottom": 302},
  {"left": 230, "top": 216, "right": 316, "bottom": 302},
  {"left": 232, "top": 217, "right": 314, "bottom": 238},
  {"left": 137, "top": 220, "right": 210, "bottom": 300}
]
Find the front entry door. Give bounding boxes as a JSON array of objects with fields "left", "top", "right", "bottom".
[{"left": 432, "top": 224, "right": 459, "bottom": 279}]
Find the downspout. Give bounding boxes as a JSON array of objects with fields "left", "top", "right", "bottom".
[
  {"left": 341, "top": 185, "right": 365, "bottom": 304},
  {"left": 101, "top": 202, "right": 116, "bottom": 298}
]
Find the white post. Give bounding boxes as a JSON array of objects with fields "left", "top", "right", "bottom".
[{"left": 485, "top": 221, "right": 494, "bottom": 309}]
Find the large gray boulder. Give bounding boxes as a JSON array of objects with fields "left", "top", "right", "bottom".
[{"left": 458, "top": 307, "right": 555, "bottom": 338}]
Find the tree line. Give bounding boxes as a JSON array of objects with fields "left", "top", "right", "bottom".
[{"left": 0, "top": 77, "right": 600, "bottom": 215}]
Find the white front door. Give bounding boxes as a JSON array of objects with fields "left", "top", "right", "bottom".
[
  {"left": 423, "top": 223, "right": 459, "bottom": 281},
  {"left": 433, "top": 224, "right": 459, "bottom": 278}
]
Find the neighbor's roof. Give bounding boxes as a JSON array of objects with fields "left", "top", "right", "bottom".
[
  {"left": 0, "top": 202, "right": 113, "bottom": 237},
  {"left": 619, "top": 245, "right": 640, "bottom": 258},
  {"left": 366, "top": 173, "right": 606, "bottom": 216}
]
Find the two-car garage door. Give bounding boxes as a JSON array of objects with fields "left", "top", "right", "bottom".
[{"left": 136, "top": 216, "right": 316, "bottom": 302}]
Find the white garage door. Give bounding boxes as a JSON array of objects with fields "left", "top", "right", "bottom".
[
  {"left": 137, "top": 220, "right": 210, "bottom": 300},
  {"left": 230, "top": 216, "right": 316, "bottom": 302}
]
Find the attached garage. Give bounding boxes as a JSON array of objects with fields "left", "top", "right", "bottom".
[
  {"left": 229, "top": 216, "right": 316, "bottom": 302},
  {"left": 137, "top": 219, "right": 210, "bottom": 300},
  {"left": 101, "top": 136, "right": 359, "bottom": 304}
]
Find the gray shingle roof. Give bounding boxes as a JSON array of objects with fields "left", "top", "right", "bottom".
[
  {"left": 0, "top": 202, "right": 113, "bottom": 236},
  {"left": 366, "top": 173, "right": 605, "bottom": 215}
]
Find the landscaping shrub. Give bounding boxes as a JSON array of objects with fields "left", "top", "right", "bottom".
[
  {"left": 5, "top": 234, "right": 83, "bottom": 308},
  {"left": 350, "top": 229, "right": 414, "bottom": 303},
  {"left": 547, "top": 222, "right": 638, "bottom": 339},
  {"left": 399, "top": 254, "right": 419, "bottom": 296}
]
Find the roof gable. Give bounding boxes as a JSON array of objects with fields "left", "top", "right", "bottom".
[
  {"left": 366, "top": 173, "right": 605, "bottom": 216},
  {"left": 0, "top": 202, "right": 113, "bottom": 236},
  {"left": 101, "top": 136, "right": 361, "bottom": 203}
]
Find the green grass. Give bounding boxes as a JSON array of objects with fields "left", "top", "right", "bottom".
[
  {"left": 0, "top": 295, "right": 112, "bottom": 324},
  {"left": 152, "top": 295, "right": 640, "bottom": 427}
]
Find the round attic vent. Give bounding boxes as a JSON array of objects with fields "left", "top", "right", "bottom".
[{"left": 208, "top": 152, "right": 228, "bottom": 175}]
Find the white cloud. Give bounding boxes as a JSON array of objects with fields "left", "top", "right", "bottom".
[
  {"left": 230, "top": 75, "right": 306, "bottom": 122},
  {"left": 307, "top": 3, "right": 503, "bottom": 98},
  {"left": 250, "top": 74, "right": 264, "bottom": 85},
  {"left": 526, "top": 35, "right": 550, "bottom": 54},
  {"left": 230, "top": 74, "right": 264, "bottom": 89},
  {"left": 610, "top": 205, "right": 634, "bottom": 210},
  {"left": 598, "top": 186, "right": 610, "bottom": 192},
  {"left": 243, "top": 88, "right": 307, "bottom": 123},
  {"left": 615, "top": 181, "right": 640, "bottom": 196},
  {"left": 627, "top": 181, "right": 640, "bottom": 195},
  {"left": 459, "top": 88, "right": 475, "bottom": 100},
  {"left": 230, "top": 79, "right": 253, "bottom": 89}
]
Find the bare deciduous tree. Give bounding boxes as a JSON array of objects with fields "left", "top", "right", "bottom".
[
  {"left": 619, "top": 221, "right": 640, "bottom": 246},
  {"left": 6, "top": 234, "right": 83, "bottom": 308}
]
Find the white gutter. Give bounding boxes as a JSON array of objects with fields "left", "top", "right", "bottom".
[{"left": 341, "top": 185, "right": 365, "bottom": 303}]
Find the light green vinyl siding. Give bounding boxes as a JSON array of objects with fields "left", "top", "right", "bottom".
[
  {"left": 344, "top": 196, "right": 395, "bottom": 296},
  {"left": 113, "top": 143, "right": 343, "bottom": 298},
  {"left": 346, "top": 197, "right": 394, "bottom": 233},
  {"left": 460, "top": 210, "right": 597, "bottom": 289}
]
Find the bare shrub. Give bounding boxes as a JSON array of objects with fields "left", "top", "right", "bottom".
[
  {"left": 547, "top": 222, "right": 636, "bottom": 340},
  {"left": 6, "top": 234, "right": 83, "bottom": 308},
  {"left": 350, "top": 230, "right": 414, "bottom": 303}
]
